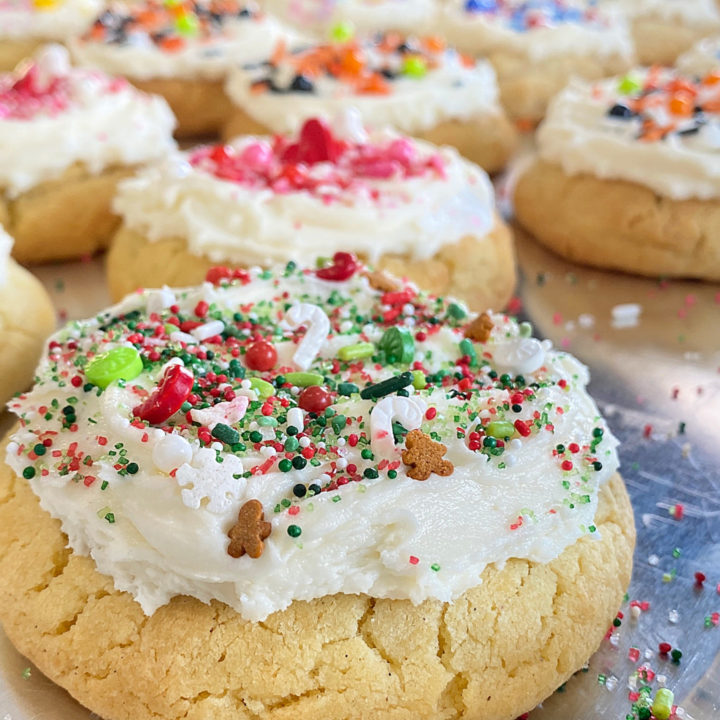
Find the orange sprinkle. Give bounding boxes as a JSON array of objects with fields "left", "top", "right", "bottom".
[
  {"left": 355, "top": 72, "right": 390, "bottom": 95},
  {"left": 422, "top": 35, "right": 446, "bottom": 53},
  {"left": 160, "top": 36, "right": 185, "bottom": 52},
  {"left": 703, "top": 71, "right": 720, "bottom": 86},
  {"left": 669, "top": 92, "right": 694, "bottom": 117}
]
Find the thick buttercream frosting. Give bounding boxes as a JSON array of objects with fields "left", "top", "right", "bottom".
[
  {"left": 0, "top": 45, "right": 176, "bottom": 197},
  {"left": 225, "top": 32, "right": 503, "bottom": 135},
  {"left": 441, "top": 0, "right": 633, "bottom": 62},
  {"left": 677, "top": 36, "right": 720, "bottom": 78},
  {"left": 0, "top": 0, "right": 102, "bottom": 39},
  {"left": 7, "top": 260, "right": 619, "bottom": 621},
  {"left": 114, "top": 117, "right": 496, "bottom": 265},
  {"left": 70, "top": 0, "right": 299, "bottom": 81},
  {"left": 262, "top": 0, "right": 437, "bottom": 35},
  {"left": 537, "top": 67, "right": 720, "bottom": 201}
]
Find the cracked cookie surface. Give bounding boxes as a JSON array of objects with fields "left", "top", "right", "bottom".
[{"left": 0, "top": 429, "right": 634, "bottom": 720}]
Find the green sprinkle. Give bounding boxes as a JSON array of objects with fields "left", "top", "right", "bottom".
[
  {"left": 447, "top": 302, "right": 467, "bottom": 320},
  {"left": 22, "top": 466, "right": 36, "bottom": 479},
  {"left": 430, "top": 563, "right": 441, "bottom": 572},
  {"left": 360, "top": 372, "right": 413, "bottom": 400},
  {"left": 338, "top": 342, "right": 375, "bottom": 362},
  {"left": 338, "top": 382, "right": 359, "bottom": 396},
  {"left": 285, "top": 371, "right": 324, "bottom": 387},
  {"left": 329, "top": 21, "right": 354, "bottom": 42},
  {"left": 279, "top": 459, "right": 292, "bottom": 472},
  {"left": 126, "top": 462, "right": 139, "bottom": 475},
  {"left": 331, "top": 414, "right": 347, "bottom": 434},
  {"left": 651, "top": 689, "right": 674, "bottom": 720},
  {"left": 248, "top": 377, "right": 275, "bottom": 399},
  {"left": 411, "top": 370, "right": 426, "bottom": 389},
  {"left": 459, "top": 338, "right": 477, "bottom": 366},
  {"left": 403, "top": 55, "right": 427, "bottom": 77},
  {"left": 85, "top": 347, "right": 143, "bottom": 389},
  {"left": 387, "top": 469, "right": 397, "bottom": 479},
  {"left": 618, "top": 74, "right": 642, "bottom": 95},
  {"left": 363, "top": 468, "right": 379, "bottom": 479},
  {"left": 287, "top": 524, "right": 302, "bottom": 538},
  {"left": 212, "top": 423, "right": 240, "bottom": 445},
  {"left": 21, "top": 667, "right": 31, "bottom": 680},
  {"left": 486, "top": 421, "right": 515, "bottom": 439},
  {"left": 33, "top": 443, "right": 46, "bottom": 456},
  {"left": 379, "top": 327, "right": 415, "bottom": 364},
  {"left": 284, "top": 437, "right": 299, "bottom": 452}
]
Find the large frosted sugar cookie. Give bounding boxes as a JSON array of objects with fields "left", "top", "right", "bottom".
[
  {"left": 600, "top": 0, "right": 720, "bottom": 65},
  {"left": 260, "top": 0, "right": 438, "bottom": 36},
  {"left": 515, "top": 67, "right": 720, "bottom": 280},
  {"left": 440, "top": 0, "right": 633, "bottom": 122},
  {"left": 108, "top": 116, "right": 516, "bottom": 310},
  {"left": 0, "top": 45, "right": 176, "bottom": 264},
  {"left": 0, "top": 0, "right": 101, "bottom": 71},
  {"left": 223, "top": 31, "right": 517, "bottom": 173},
  {"left": 70, "top": 0, "right": 300, "bottom": 137},
  {"left": 0, "top": 260, "right": 634, "bottom": 720},
  {"left": 0, "top": 225, "right": 55, "bottom": 405}
]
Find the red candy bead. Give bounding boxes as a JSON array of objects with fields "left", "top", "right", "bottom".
[
  {"left": 245, "top": 340, "right": 277, "bottom": 372},
  {"left": 316, "top": 251, "right": 359, "bottom": 281},
  {"left": 298, "top": 386, "right": 333, "bottom": 413},
  {"left": 134, "top": 364, "right": 194, "bottom": 425}
]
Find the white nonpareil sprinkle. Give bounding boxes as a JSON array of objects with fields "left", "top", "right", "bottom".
[{"left": 611, "top": 303, "right": 642, "bottom": 329}]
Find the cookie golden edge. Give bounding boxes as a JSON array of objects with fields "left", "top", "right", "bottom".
[
  {"left": 221, "top": 109, "right": 519, "bottom": 175},
  {"left": 0, "top": 39, "right": 43, "bottom": 73},
  {"left": 0, "top": 261, "right": 55, "bottom": 406},
  {"left": 0, "top": 424, "right": 635, "bottom": 720},
  {"left": 514, "top": 159, "right": 720, "bottom": 281},
  {"left": 132, "top": 78, "right": 234, "bottom": 139},
  {"left": 1, "top": 164, "right": 136, "bottom": 265},
  {"left": 105, "top": 219, "right": 517, "bottom": 313}
]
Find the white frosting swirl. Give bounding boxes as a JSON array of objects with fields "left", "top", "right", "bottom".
[
  {"left": 0, "top": 224, "right": 12, "bottom": 287},
  {"left": 262, "top": 0, "right": 437, "bottom": 35},
  {"left": 113, "top": 130, "right": 495, "bottom": 264},
  {"left": 441, "top": 0, "right": 633, "bottom": 62},
  {"left": 6, "top": 268, "right": 620, "bottom": 621},
  {"left": 677, "top": 36, "right": 720, "bottom": 77},
  {"left": 70, "top": 8, "right": 300, "bottom": 82},
  {"left": 536, "top": 69, "right": 720, "bottom": 201},
  {"left": 0, "top": 46, "right": 177, "bottom": 197},
  {"left": 225, "top": 46, "right": 503, "bottom": 135},
  {"left": 0, "top": 0, "right": 102, "bottom": 39}
]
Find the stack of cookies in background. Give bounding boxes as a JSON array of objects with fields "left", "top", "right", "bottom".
[{"left": 0, "top": 2, "right": 718, "bottom": 720}]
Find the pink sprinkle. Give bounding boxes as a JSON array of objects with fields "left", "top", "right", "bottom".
[
  {"left": 552, "top": 312, "right": 563, "bottom": 325},
  {"left": 628, "top": 647, "right": 640, "bottom": 663},
  {"left": 409, "top": 556, "right": 419, "bottom": 565},
  {"left": 288, "top": 506, "right": 300, "bottom": 516}
]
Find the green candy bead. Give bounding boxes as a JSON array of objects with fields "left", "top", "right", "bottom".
[
  {"left": 85, "top": 347, "right": 143, "bottom": 389},
  {"left": 338, "top": 342, "right": 375, "bottom": 361},
  {"left": 360, "top": 372, "right": 413, "bottom": 400},
  {"left": 175, "top": 13, "right": 199, "bottom": 35},
  {"left": 403, "top": 56, "right": 427, "bottom": 78},
  {"left": 284, "top": 371, "right": 324, "bottom": 387},
  {"left": 459, "top": 338, "right": 477, "bottom": 366},
  {"left": 411, "top": 370, "right": 426, "bottom": 390},
  {"left": 329, "top": 21, "right": 354, "bottom": 42},
  {"left": 248, "top": 377, "right": 275, "bottom": 399},
  {"left": 337, "top": 382, "right": 359, "bottom": 396},
  {"left": 447, "top": 302, "right": 467, "bottom": 320},
  {"left": 651, "top": 689, "right": 674, "bottom": 720},
  {"left": 379, "top": 327, "right": 415, "bottom": 364},
  {"left": 486, "top": 421, "right": 515, "bottom": 439},
  {"left": 617, "top": 74, "right": 641, "bottom": 95}
]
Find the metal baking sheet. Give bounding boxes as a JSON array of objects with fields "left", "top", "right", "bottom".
[{"left": 1, "top": 233, "right": 719, "bottom": 719}]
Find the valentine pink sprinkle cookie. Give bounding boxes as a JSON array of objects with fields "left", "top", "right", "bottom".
[
  {"left": 0, "top": 45, "right": 176, "bottom": 264},
  {"left": 107, "top": 115, "right": 516, "bottom": 310}
]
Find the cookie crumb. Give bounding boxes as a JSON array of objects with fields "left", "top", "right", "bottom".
[{"left": 364, "top": 270, "right": 400, "bottom": 293}]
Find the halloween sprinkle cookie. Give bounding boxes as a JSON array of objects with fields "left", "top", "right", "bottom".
[
  {"left": 108, "top": 115, "right": 516, "bottom": 310},
  {"left": 440, "top": 0, "right": 634, "bottom": 122},
  {"left": 0, "top": 44, "right": 176, "bottom": 264},
  {"left": 0, "top": 0, "right": 102, "bottom": 71},
  {"left": 223, "top": 31, "right": 517, "bottom": 172},
  {"left": 0, "top": 224, "right": 55, "bottom": 406},
  {"left": 600, "top": 0, "right": 720, "bottom": 65},
  {"left": 514, "top": 67, "right": 720, "bottom": 279},
  {"left": 0, "top": 260, "right": 633, "bottom": 720},
  {"left": 70, "top": 0, "right": 299, "bottom": 137}
]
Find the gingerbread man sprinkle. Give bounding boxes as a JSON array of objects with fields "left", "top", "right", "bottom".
[
  {"left": 463, "top": 312, "right": 494, "bottom": 342},
  {"left": 227, "top": 500, "right": 271, "bottom": 559},
  {"left": 364, "top": 270, "right": 400, "bottom": 293},
  {"left": 401, "top": 429, "right": 454, "bottom": 481}
]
